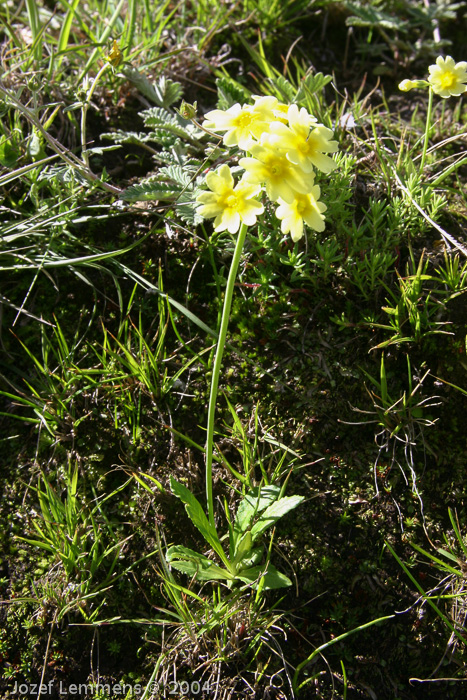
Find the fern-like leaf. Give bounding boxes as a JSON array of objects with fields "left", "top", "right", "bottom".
[
  {"left": 121, "top": 67, "right": 183, "bottom": 108},
  {"left": 216, "top": 77, "right": 249, "bottom": 110},
  {"left": 141, "top": 107, "right": 189, "bottom": 142},
  {"left": 294, "top": 72, "right": 333, "bottom": 102},
  {"left": 121, "top": 181, "right": 182, "bottom": 202},
  {"left": 176, "top": 189, "right": 204, "bottom": 226},
  {"left": 141, "top": 107, "right": 179, "bottom": 128},
  {"left": 121, "top": 178, "right": 203, "bottom": 225},
  {"left": 345, "top": 3, "right": 407, "bottom": 30},
  {"left": 101, "top": 130, "right": 153, "bottom": 146},
  {"left": 158, "top": 164, "right": 194, "bottom": 187},
  {"left": 270, "top": 76, "right": 296, "bottom": 103},
  {"left": 152, "top": 76, "right": 184, "bottom": 109}
]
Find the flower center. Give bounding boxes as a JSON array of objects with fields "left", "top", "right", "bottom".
[
  {"left": 234, "top": 112, "right": 254, "bottom": 129},
  {"left": 295, "top": 196, "right": 309, "bottom": 216},
  {"left": 440, "top": 71, "right": 456, "bottom": 89},
  {"left": 225, "top": 194, "right": 239, "bottom": 209},
  {"left": 297, "top": 139, "right": 311, "bottom": 156}
]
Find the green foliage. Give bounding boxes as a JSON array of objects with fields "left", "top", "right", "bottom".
[
  {"left": 342, "top": 0, "right": 465, "bottom": 62},
  {"left": 217, "top": 398, "right": 299, "bottom": 486},
  {"left": 141, "top": 105, "right": 193, "bottom": 142},
  {"left": 0, "top": 318, "right": 87, "bottom": 437},
  {"left": 143, "top": 75, "right": 184, "bottom": 111},
  {"left": 323, "top": 153, "right": 356, "bottom": 229},
  {"left": 0, "top": 281, "right": 202, "bottom": 447},
  {"left": 238, "top": 35, "right": 334, "bottom": 122},
  {"left": 347, "top": 352, "right": 441, "bottom": 508},
  {"left": 101, "top": 81, "right": 206, "bottom": 224},
  {"left": 355, "top": 354, "right": 440, "bottom": 442},
  {"left": 122, "top": 168, "right": 205, "bottom": 226},
  {"left": 336, "top": 196, "right": 400, "bottom": 298},
  {"left": 368, "top": 251, "right": 451, "bottom": 348},
  {"left": 215, "top": 76, "right": 250, "bottom": 110},
  {"left": 350, "top": 250, "right": 397, "bottom": 300},
  {"left": 389, "top": 175, "right": 448, "bottom": 236},
  {"left": 167, "top": 479, "right": 303, "bottom": 589},
  {"left": 434, "top": 251, "right": 467, "bottom": 293},
  {"left": 388, "top": 508, "right": 467, "bottom": 649},
  {"left": 16, "top": 464, "right": 128, "bottom": 621},
  {"left": 345, "top": 2, "right": 409, "bottom": 31}
]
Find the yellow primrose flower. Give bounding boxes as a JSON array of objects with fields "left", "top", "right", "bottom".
[
  {"left": 251, "top": 95, "right": 290, "bottom": 123},
  {"left": 203, "top": 98, "right": 277, "bottom": 150},
  {"left": 249, "top": 95, "right": 280, "bottom": 123},
  {"left": 269, "top": 104, "right": 338, "bottom": 174},
  {"left": 428, "top": 56, "right": 467, "bottom": 97},
  {"left": 239, "top": 138, "right": 316, "bottom": 203},
  {"left": 196, "top": 164, "right": 264, "bottom": 233},
  {"left": 275, "top": 186, "right": 327, "bottom": 241}
]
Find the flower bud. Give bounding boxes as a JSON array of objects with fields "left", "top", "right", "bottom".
[
  {"left": 178, "top": 101, "right": 198, "bottom": 120},
  {"left": 106, "top": 40, "right": 123, "bottom": 68},
  {"left": 398, "top": 79, "right": 430, "bottom": 92},
  {"left": 398, "top": 79, "right": 415, "bottom": 92}
]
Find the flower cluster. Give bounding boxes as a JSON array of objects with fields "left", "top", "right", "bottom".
[
  {"left": 399, "top": 56, "right": 467, "bottom": 98},
  {"left": 196, "top": 96, "right": 338, "bottom": 242}
]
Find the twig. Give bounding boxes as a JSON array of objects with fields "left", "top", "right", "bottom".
[
  {"left": 35, "top": 608, "right": 58, "bottom": 700},
  {"left": 0, "top": 81, "right": 122, "bottom": 196},
  {"left": 393, "top": 171, "right": 467, "bottom": 257}
]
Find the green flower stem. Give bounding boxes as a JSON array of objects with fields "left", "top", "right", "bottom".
[
  {"left": 419, "top": 86, "right": 433, "bottom": 174},
  {"left": 205, "top": 222, "right": 248, "bottom": 528},
  {"left": 81, "top": 62, "right": 110, "bottom": 169}
]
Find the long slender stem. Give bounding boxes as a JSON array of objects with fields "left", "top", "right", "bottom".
[
  {"left": 419, "top": 86, "right": 433, "bottom": 173},
  {"left": 205, "top": 223, "right": 248, "bottom": 528},
  {"left": 81, "top": 62, "right": 109, "bottom": 168}
]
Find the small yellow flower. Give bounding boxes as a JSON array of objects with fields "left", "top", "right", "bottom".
[
  {"left": 249, "top": 95, "right": 279, "bottom": 123},
  {"left": 203, "top": 99, "right": 276, "bottom": 150},
  {"left": 428, "top": 56, "right": 467, "bottom": 98},
  {"left": 196, "top": 164, "right": 264, "bottom": 233},
  {"left": 251, "top": 95, "right": 290, "bottom": 123},
  {"left": 239, "top": 138, "right": 315, "bottom": 203},
  {"left": 269, "top": 104, "right": 338, "bottom": 174},
  {"left": 275, "top": 187, "right": 327, "bottom": 241}
]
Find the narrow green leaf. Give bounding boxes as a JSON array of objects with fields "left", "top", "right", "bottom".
[
  {"left": 131, "top": 471, "right": 165, "bottom": 495},
  {"left": 16, "top": 536, "right": 55, "bottom": 553},
  {"left": 57, "top": 0, "right": 81, "bottom": 54},
  {"left": 448, "top": 508, "right": 467, "bottom": 559},
  {"left": 170, "top": 477, "right": 227, "bottom": 566}
]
